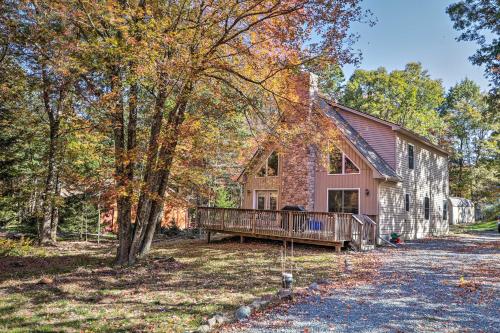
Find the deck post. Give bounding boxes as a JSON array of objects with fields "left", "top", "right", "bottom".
[
  {"left": 288, "top": 211, "right": 292, "bottom": 237},
  {"left": 251, "top": 211, "right": 256, "bottom": 234},
  {"left": 333, "top": 214, "right": 338, "bottom": 241},
  {"left": 221, "top": 210, "right": 225, "bottom": 231},
  {"left": 240, "top": 235, "right": 244, "bottom": 243},
  {"left": 207, "top": 231, "right": 211, "bottom": 243}
]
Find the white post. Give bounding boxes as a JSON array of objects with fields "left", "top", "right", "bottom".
[
  {"left": 85, "top": 204, "right": 88, "bottom": 242},
  {"left": 97, "top": 201, "right": 101, "bottom": 245}
]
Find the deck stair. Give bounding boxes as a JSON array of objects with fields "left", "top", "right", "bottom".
[{"left": 352, "top": 214, "right": 377, "bottom": 251}]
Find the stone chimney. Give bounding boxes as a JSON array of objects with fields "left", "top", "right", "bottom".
[{"left": 279, "top": 72, "right": 318, "bottom": 210}]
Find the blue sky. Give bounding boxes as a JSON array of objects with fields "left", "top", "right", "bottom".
[{"left": 342, "top": 0, "right": 489, "bottom": 91}]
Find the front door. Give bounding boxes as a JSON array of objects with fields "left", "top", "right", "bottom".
[{"left": 255, "top": 190, "right": 278, "bottom": 210}]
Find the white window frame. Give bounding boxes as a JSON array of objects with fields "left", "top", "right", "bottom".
[
  {"left": 256, "top": 151, "right": 279, "bottom": 178},
  {"left": 253, "top": 189, "right": 279, "bottom": 210},
  {"left": 327, "top": 151, "right": 361, "bottom": 175},
  {"left": 326, "top": 188, "right": 361, "bottom": 214}
]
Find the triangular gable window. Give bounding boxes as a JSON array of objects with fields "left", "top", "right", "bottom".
[
  {"left": 256, "top": 151, "right": 279, "bottom": 177},
  {"left": 344, "top": 156, "right": 359, "bottom": 174},
  {"left": 328, "top": 148, "right": 360, "bottom": 175}
]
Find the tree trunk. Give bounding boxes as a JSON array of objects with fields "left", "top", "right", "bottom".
[
  {"left": 131, "top": 86, "right": 167, "bottom": 241},
  {"left": 112, "top": 71, "right": 133, "bottom": 265},
  {"left": 50, "top": 171, "right": 61, "bottom": 241},
  {"left": 40, "top": 128, "right": 56, "bottom": 244},
  {"left": 458, "top": 138, "right": 464, "bottom": 196},
  {"left": 128, "top": 85, "right": 168, "bottom": 263},
  {"left": 138, "top": 97, "right": 189, "bottom": 257},
  {"left": 40, "top": 68, "right": 60, "bottom": 244},
  {"left": 125, "top": 83, "right": 192, "bottom": 264},
  {"left": 39, "top": 65, "right": 68, "bottom": 245}
]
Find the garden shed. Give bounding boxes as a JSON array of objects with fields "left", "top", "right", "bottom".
[{"left": 448, "top": 197, "right": 475, "bottom": 225}]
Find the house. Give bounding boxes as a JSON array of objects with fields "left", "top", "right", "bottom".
[
  {"left": 237, "top": 73, "right": 450, "bottom": 241},
  {"left": 101, "top": 194, "right": 191, "bottom": 233}
]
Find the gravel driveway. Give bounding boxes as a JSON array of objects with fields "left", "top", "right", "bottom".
[{"left": 222, "top": 233, "right": 500, "bottom": 333}]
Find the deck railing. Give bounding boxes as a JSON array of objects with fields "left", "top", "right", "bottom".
[
  {"left": 352, "top": 214, "right": 377, "bottom": 249},
  {"left": 198, "top": 207, "right": 375, "bottom": 245}
]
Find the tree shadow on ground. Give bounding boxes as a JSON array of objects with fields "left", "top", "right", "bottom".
[{"left": 0, "top": 236, "right": 343, "bottom": 332}]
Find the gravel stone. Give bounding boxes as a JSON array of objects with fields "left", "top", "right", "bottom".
[{"left": 222, "top": 233, "right": 500, "bottom": 332}]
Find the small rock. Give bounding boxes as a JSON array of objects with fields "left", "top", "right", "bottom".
[
  {"left": 196, "top": 324, "right": 211, "bottom": 333},
  {"left": 213, "top": 314, "right": 226, "bottom": 325},
  {"left": 235, "top": 305, "right": 252, "bottom": 321},
  {"left": 344, "top": 258, "right": 352, "bottom": 274},
  {"left": 317, "top": 278, "right": 331, "bottom": 285},
  {"left": 207, "top": 314, "right": 226, "bottom": 328},
  {"left": 38, "top": 277, "right": 54, "bottom": 285},
  {"left": 309, "top": 282, "right": 319, "bottom": 291},
  {"left": 249, "top": 300, "right": 262, "bottom": 310},
  {"left": 277, "top": 289, "right": 292, "bottom": 300},
  {"left": 207, "top": 317, "right": 217, "bottom": 328},
  {"left": 250, "top": 298, "right": 271, "bottom": 310}
]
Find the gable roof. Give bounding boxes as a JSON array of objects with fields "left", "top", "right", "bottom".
[
  {"left": 237, "top": 99, "right": 402, "bottom": 183},
  {"left": 449, "top": 197, "right": 474, "bottom": 207},
  {"left": 318, "top": 98, "right": 401, "bottom": 182},
  {"left": 330, "top": 101, "right": 449, "bottom": 156}
]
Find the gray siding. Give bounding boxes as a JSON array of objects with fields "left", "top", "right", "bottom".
[{"left": 378, "top": 134, "right": 449, "bottom": 240}]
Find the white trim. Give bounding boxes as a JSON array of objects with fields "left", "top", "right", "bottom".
[
  {"left": 326, "top": 188, "right": 361, "bottom": 214},
  {"left": 327, "top": 150, "right": 361, "bottom": 176},
  {"left": 253, "top": 189, "right": 279, "bottom": 210}
]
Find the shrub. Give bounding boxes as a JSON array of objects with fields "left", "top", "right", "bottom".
[{"left": 0, "top": 238, "right": 45, "bottom": 257}]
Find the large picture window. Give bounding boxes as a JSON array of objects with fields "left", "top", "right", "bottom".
[
  {"left": 257, "top": 151, "right": 279, "bottom": 177},
  {"left": 328, "top": 148, "right": 360, "bottom": 175},
  {"left": 327, "top": 189, "right": 359, "bottom": 214}
]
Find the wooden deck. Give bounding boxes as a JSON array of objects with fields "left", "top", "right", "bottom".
[{"left": 197, "top": 207, "right": 377, "bottom": 251}]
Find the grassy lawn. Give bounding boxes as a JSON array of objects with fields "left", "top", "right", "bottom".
[
  {"left": 450, "top": 220, "right": 498, "bottom": 233},
  {"left": 0, "top": 236, "right": 359, "bottom": 332}
]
